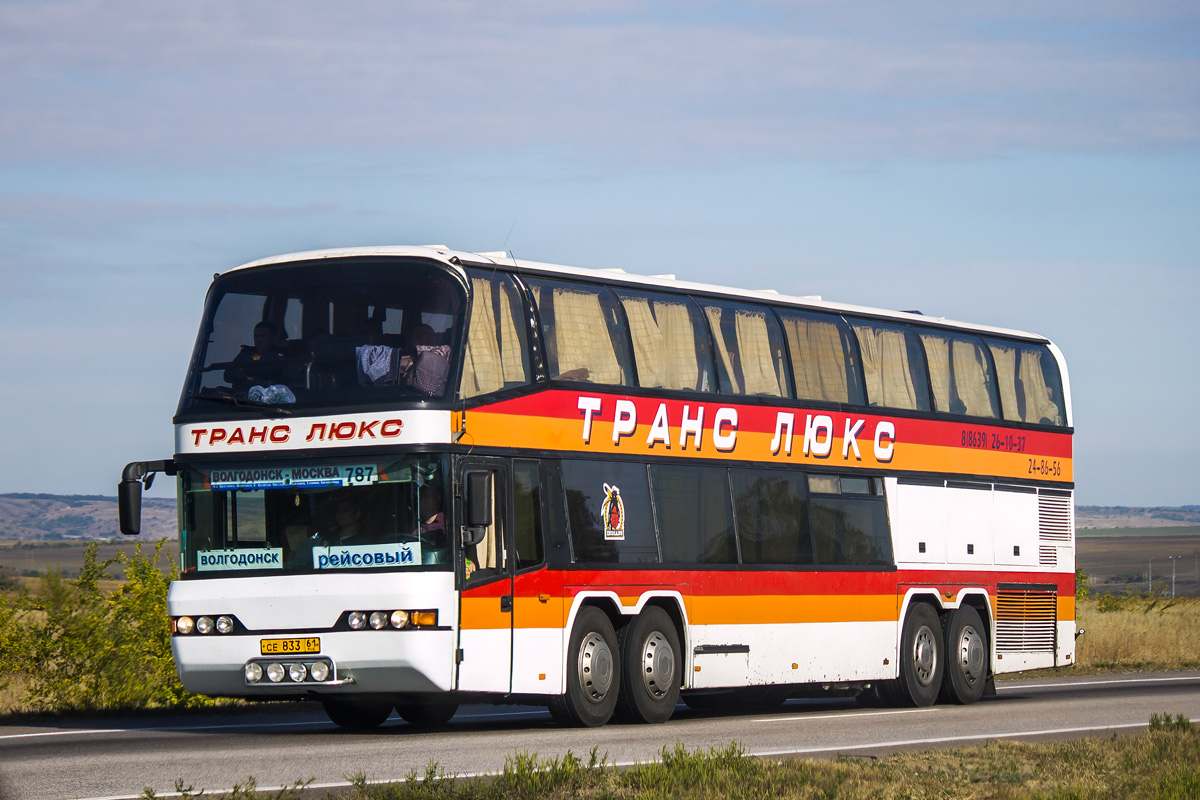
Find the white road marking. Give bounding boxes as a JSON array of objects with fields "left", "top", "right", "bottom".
[
  {"left": 998, "top": 674, "right": 1200, "bottom": 691},
  {"left": 757, "top": 707, "right": 937, "bottom": 723}
]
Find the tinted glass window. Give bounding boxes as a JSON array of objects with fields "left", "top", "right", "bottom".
[
  {"left": 809, "top": 475, "right": 892, "bottom": 566},
  {"left": 527, "top": 279, "right": 634, "bottom": 386},
  {"left": 650, "top": 465, "right": 736, "bottom": 564},
  {"left": 562, "top": 460, "right": 657, "bottom": 564},
  {"left": 616, "top": 290, "right": 716, "bottom": 392},
  {"left": 699, "top": 300, "right": 791, "bottom": 397},
  {"left": 513, "top": 461, "right": 544, "bottom": 570},
  {"left": 730, "top": 469, "right": 812, "bottom": 565},
  {"left": 849, "top": 320, "right": 931, "bottom": 411},
  {"left": 985, "top": 339, "right": 1066, "bottom": 426},
  {"left": 462, "top": 270, "right": 532, "bottom": 398},
  {"left": 182, "top": 259, "right": 465, "bottom": 413},
  {"left": 777, "top": 310, "right": 864, "bottom": 405},
  {"left": 918, "top": 329, "right": 999, "bottom": 418}
]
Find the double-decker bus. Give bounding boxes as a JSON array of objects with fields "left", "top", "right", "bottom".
[{"left": 119, "top": 245, "right": 1075, "bottom": 728}]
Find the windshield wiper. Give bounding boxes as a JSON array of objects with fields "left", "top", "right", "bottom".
[{"left": 194, "top": 393, "right": 293, "bottom": 417}]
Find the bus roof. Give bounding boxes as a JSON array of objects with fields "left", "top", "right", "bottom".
[{"left": 231, "top": 245, "right": 1054, "bottom": 345}]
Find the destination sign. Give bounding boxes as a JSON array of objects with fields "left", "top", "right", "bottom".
[{"left": 207, "top": 464, "right": 378, "bottom": 490}]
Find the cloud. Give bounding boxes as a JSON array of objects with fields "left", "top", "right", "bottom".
[{"left": 1, "top": 1, "right": 1197, "bottom": 167}]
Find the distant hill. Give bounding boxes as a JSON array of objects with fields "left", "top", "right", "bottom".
[
  {"left": 1075, "top": 506, "right": 1200, "bottom": 529},
  {"left": 0, "top": 494, "right": 176, "bottom": 541}
]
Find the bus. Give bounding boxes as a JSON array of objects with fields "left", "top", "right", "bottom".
[{"left": 119, "top": 245, "right": 1075, "bottom": 728}]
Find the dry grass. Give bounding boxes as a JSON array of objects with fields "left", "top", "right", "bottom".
[{"left": 1074, "top": 596, "right": 1200, "bottom": 673}]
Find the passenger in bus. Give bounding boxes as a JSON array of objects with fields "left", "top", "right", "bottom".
[
  {"left": 402, "top": 324, "right": 452, "bottom": 396},
  {"left": 225, "top": 321, "right": 286, "bottom": 390},
  {"left": 413, "top": 484, "right": 448, "bottom": 564}
]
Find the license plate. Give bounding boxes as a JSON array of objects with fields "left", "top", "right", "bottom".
[{"left": 260, "top": 637, "right": 320, "bottom": 655}]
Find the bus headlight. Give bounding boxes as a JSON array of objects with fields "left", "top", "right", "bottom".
[
  {"left": 245, "top": 662, "right": 263, "bottom": 683},
  {"left": 348, "top": 611, "right": 367, "bottom": 630},
  {"left": 288, "top": 663, "right": 307, "bottom": 682},
  {"left": 216, "top": 615, "right": 234, "bottom": 634},
  {"left": 196, "top": 616, "right": 214, "bottom": 635},
  {"left": 309, "top": 661, "right": 330, "bottom": 682},
  {"left": 266, "top": 663, "right": 286, "bottom": 683},
  {"left": 369, "top": 611, "right": 388, "bottom": 630},
  {"left": 390, "top": 610, "right": 410, "bottom": 629},
  {"left": 176, "top": 616, "right": 195, "bottom": 635}
]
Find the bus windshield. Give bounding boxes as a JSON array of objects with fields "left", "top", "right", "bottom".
[
  {"left": 179, "top": 258, "right": 465, "bottom": 414},
  {"left": 178, "top": 454, "right": 451, "bottom": 576}
]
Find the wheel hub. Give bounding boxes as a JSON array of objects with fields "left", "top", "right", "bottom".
[
  {"left": 956, "top": 625, "right": 986, "bottom": 685},
  {"left": 578, "top": 632, "right": 614, "bottom": 703},
  {"left": 912, "top": 625, "right": 938, "bottom": 686},
  {"left": 640, "top": 631, "right": 675, "bottom": 699}
]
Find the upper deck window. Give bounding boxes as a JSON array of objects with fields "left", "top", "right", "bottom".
[
  {"left": 616, "top": 290, "right": 716, "bottom": 392},
  {"left": 777, "top": 310, "right": 865, "bottom": 405},
  {"left": 180, "top": 258, "right": 465, "bottom": 415},
  {"left": 849, "top": 319, "right": 931, "bottom": 412},
  {"left": 461, "top": 270, "right": 532, "bottom": 398},
  {"left": 698, "top": 300, "right": 791, "bottom": 397},
  {"left": 918, "top": 329, "right": 1000, "bottom": 419},
  {"left": 985, "top": 339, "right": 1066, "bottom": 426},
  {"left": 526, "top": 279, "right": 634, "bottom": 386}
]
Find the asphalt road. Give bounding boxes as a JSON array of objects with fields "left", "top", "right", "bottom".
[{"left": 3, "top": 671, "right": 1199, "bottom": 800}]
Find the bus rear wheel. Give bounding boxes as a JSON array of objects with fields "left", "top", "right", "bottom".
[
  {"left": 616, "top": 606, "right": 681, "bottom": 724},
  {"left": 396, "top": 698, "right": 459, "bottom": 726},
  {"left": 548, "top": 606, "right": 620, "bottom": 727},
  {"left": 896, "top": 603, "right": 944, "bottom": 707},
  {"left": 322, "top": 697, "right": 392, "bottom": 729},
  {"left": 941, "top": 606, "right": 988, "bottom": 705}
]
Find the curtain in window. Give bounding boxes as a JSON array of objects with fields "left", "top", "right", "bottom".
[
  {"left": 462, "top": 274, "right": 530, "bottom": 399},
  {"left": 853, "top": 322, "right": 919, "bottom": 410},
  {"left": 536, "top": 285, "right": 626, "bottom": 385},
  {"left": 621, "top": 294, "right": 706, "bottom": 391},
  {"left": 989, "top": 341, "right": 1064, "bottom": 425},
  {"left": 780, "top": 313, "right": 852, "bottom": 403},
  {"left": 919, "top": 331, "right": 998, "bottom": 418},
  {"left": 1017, "top": 348, "right": 1063, "bottom": 425},
  {"left": 704, "top": 304, "right": 787, "bottom": 396}
]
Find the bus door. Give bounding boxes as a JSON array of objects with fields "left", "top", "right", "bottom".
[{"left": 456, "top": 458, "right": 513, "bottom": 693}]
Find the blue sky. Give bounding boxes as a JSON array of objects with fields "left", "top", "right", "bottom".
[{"left": 1, "top": 1, "right": 1197, "bottom": 505}]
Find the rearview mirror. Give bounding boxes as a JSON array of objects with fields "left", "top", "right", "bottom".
[
  {"left": 118, "top": 460, "right": 176, "bottom": 536},
  {"left": 465, "top": 472, "right": 493, "bottom": 528}
]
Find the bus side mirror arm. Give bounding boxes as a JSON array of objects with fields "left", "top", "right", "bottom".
[{"left": 118, "top": 459, "right": 177, "bottom": 536}]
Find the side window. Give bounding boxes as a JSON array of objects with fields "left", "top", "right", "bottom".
[
  {"left": 730, "top": 469, "right": 812, "bottom": 565},
  {"left": 918, "top": 329, "right": 999, "bottom": 419},
  {"left": 808, "top": 475, "right": 892, "bottom": 566},
  {"left": 650, "top": 464, "right": 736, "bottom": 564},
  {"left": 461, "top": 270, "right": 532, "bottom": 398},
  {"left": 616, "top": 290, "right": 716, "bottom": 392},
  {"left": 513, "top": 460, "right": 544, "bottom": 570},
  {"left": 849, "top": 319, "right": 931, "bottom": 412},
  {"left": 985, "top": 339, "right": 1066, "bottom": 426},
  {"left": 698, "top": 300, "right": 791, "bottom": 397},
  {"left": 526, "top": 279, "right": 634, "bottom": 386},
  {"left": 777, "top": 309, "right": 864, "bottom": 405},
  {"left": 562, "top": 460, "right": 657, "bottom": 564}
]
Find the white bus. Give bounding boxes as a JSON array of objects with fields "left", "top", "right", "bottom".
[{"left": 120, "top": 245, "right": 1075, "bottom": 728}]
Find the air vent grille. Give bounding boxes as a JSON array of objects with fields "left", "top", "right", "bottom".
[
  {"left": 1038, "top": 493, "right": 1073, "bottom": 542},
  {"left": 996, "top": 589, "right": 1057, "bottom": 653}
]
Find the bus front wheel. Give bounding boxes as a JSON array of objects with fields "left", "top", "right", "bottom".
[
  {"left": 396, "top": 698, "right": 459, "bottom": 726},
  {"left": 941, "top": 606, "right": 988, "bottom": 705},
  {"left": 548, "top": 606, "right": 621, "bottom": 727},
  {"left": 616, "top": 606, "right": 681, "bottom": 724},
  {"left": 897, "top": 603, "right": 944, "bottom": 707},
  {"left": 322, "top": 697, "right": 392, "bottom": 729}
]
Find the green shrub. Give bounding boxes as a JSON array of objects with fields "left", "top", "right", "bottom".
[{"left": 0, "top": 540, "right": 206, "bottom": 714}]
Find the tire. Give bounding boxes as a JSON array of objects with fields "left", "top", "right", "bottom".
[
  {"left": 548, "top": 606, "right": 621, "bottom": 727},
  {"left": 396, "top": 698, "right": 459, "bottom": 726},
  {"left": 896, "top": 603, "right": 944, "bottom": 707},
  {"left": 322, "top": 697, "right": 392, "bottom": 729},
  {"left": 941, "top": 606, "right": 988, "bottom": 705},
  {"left": 616, "top": 606, "right": 682, "bottom": 724}
]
